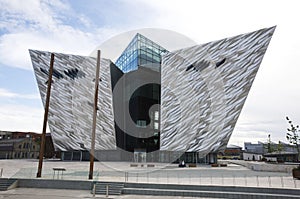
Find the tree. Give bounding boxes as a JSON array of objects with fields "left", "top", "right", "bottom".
[
  {"left": 277, "top": 141, "right": 283, "bottom": 153},
  {"left": 265, "top": 134, "right": 274, "bottom": 153},
  {"left": 286, "top": 116, "right": 300, "bottom": 162}
]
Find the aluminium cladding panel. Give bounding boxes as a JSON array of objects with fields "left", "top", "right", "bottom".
[
  {"left": 29, "top": 50, "right": 116, "bottom": 151},
  {"left": 160, "top": 27, "right": 275, "bottom": 155}
]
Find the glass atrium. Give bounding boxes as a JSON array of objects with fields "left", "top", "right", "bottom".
[{"left": 115, "top": 33, "right": 168, "bottom": 73}]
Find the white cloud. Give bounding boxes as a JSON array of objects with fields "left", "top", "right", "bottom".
[
  {"left": 0, "top": 88, "right": 39, "bottom": 99},
  {"left": 0, "top": 104, "right": 44, "bottom": 132},
  {"left": 0, "top": 0, "right": 62, "bottom": 32},
  {"left": 0, "top": 0, "right": 121, "bottom": 70}
]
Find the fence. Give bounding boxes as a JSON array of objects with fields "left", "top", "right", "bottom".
[{"left": 10, "top": 167, "right": 300, "bottom": 189}]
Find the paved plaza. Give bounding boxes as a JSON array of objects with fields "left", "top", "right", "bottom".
[
  {"left": 0, "top": 159, "right": 299, "bottom": 189},
  {"left": 1, "top": 159, "right": 300, "bottom": 198}
]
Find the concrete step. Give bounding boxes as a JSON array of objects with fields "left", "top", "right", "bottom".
[
  {"left": 93, "top": 182, "right": 124, "bottom": 195},
  {"left": 0, "top": 178, "right": 16, "bottom": 191},
  {"left": 123, "top": 187, "right": 300, "bottom": 199},
  {"left": 124, "top": 182, "right": 300, "bottom": 195}
]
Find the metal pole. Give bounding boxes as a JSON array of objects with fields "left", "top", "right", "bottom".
[
  {"left": 281, "top": 176, "right": 284, "bottom": 187},
  {"left": 89, "top": 50, "right": 101, "bottom": 180},
  {"left": 233, "top": 174, "right": 236, "bottom": 186},
  {"left": 167, "top": 171, "right": 169, "bottom": 184},
  {"left": 147, "top": 172, "right": 149, "bottom": 183},
  {"left": 37, "top": 53, "right": 55, "bottom": 178},
  {"left": 106, "top": 185, "right": 109, "bottom": 197},
  {"left": 93, "top": 183, "right": 96, "bottom": 197},
  {"left": 199, "top": 173, "right": 201, "bottom": 185},
  {"left": 221, "top": 174, "right": 224, "bottom": 185}
]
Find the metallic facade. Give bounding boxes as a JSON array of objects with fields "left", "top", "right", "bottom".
[
  {"left": 30, "top": 27, "right": 275, "bottom": 159},
  {"left": 30, "top": 50, "right": 116, "bottom": 151},
  {"left": 160, "top": 27, "right": 275, "bottom": 155}
]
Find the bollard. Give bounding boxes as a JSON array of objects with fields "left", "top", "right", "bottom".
[
  {"left": 294, "top": 179, "right": 297, "bottom": 188},
  {"left": 256, "top": 176, "right": 259, "bottom": 187},
  {"left": 210, "top": 175, "right": 212, "bottom": 185},
  {"left": 268, "top": 176, "right": 271, "bottom": 187},
  {"left": 0, "top": 168, "right": 3, "bottom": 177}
]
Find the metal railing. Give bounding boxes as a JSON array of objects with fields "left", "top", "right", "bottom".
[
  {"left": 10, "top": 167, "right": 300, "bottom": 189},
  {"left": 109, "top": 170, "right": 299, "bottom": 189},
  {"left": 11, "top": 168, "right": 100, "bottom": 181}
]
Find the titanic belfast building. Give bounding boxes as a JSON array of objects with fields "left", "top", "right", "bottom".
[{"left": 30, "top": 27, "right": 275, "bottom": 163}]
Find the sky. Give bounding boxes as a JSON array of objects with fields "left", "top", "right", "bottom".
[{"left": 0, "top": 0, "right": 300, "bottom": 147}]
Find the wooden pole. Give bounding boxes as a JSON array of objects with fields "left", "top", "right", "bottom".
[
  {"left": 37, "top": 53, "right": 55, "bottom": 178},
  {"left": 89, "top": 50, "right": 101, "bottom": 179}
]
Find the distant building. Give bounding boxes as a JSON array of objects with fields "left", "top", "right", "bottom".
[
  {"left": 264, "top": 151, "right": 298, "bottom": 162},
  {"left": 0, "top": 131, "right": 55, "bottom": 159},
  {"left": 243, "top": 141, "right": 298, "bottom": 162},
  {"left": 0, "top": 131, "right": 40, "bottom": 159},
  {"left": 218, "top": 144, "right": 242, "bottom": 159},
  {"left": 243, "top": 152, "right": 263, "bottom": 161}
]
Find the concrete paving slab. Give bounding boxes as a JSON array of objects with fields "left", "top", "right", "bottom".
[{"left": 0, "top": 188, "right": 221, "bottom": 199}]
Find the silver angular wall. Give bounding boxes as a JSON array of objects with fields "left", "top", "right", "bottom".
[
  {"left": 29, "top": 50, "right": 116, "bottom": 151},
  {"left": 30, "top": 27, "right": 275, "bottom": 158},
  {"left": 160, "top": 27, "right": 275, "bottom": 156}
]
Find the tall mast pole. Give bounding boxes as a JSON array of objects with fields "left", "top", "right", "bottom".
[
  {"left": 37, "top": 53, "right": 55, "bottom": 178},
  {"left": 89, "top": 50, "right": 101, "bottom": 179}
]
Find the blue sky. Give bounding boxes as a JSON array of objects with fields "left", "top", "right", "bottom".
[{"left": 0, "top": 0, "right": 300, "bottom": 147}]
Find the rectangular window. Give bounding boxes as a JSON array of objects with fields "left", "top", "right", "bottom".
[
  {"left": 154, "top": 122, "right": 159, "bottom": 130},
  {"left": 136, "top": 120, "right": 147, "bottom": 128},
  {"left": 154, "top": 111, "right": 159, "bottom": 120}
]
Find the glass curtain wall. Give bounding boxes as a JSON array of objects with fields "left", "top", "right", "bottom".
[{"left": 115, "top": 33, "right": 168, "bottom": 73}]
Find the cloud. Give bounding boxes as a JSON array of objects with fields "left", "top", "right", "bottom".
[
  {"left": 0, "top": 88, "right": 39, "bottom": 99},
  {"left": 0, "top": 104, "right": 44, "bottom": 132},
  {"left": 0, "top": 0, "right": 68, "bottom": 32},
  {"left": 0, "top": 0, "right": 122, "bottom": 70}
]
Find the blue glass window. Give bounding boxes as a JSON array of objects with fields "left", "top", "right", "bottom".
[{"left": 115, "top": 33, "right": 168, "bottom": 73}]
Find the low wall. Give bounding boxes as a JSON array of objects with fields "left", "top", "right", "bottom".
[
  {"left": 17, "top": 179, "right": 92, "bottom": 190},
  {"left": 226, "top": 160, "right": 298, "bottom": 173}
]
